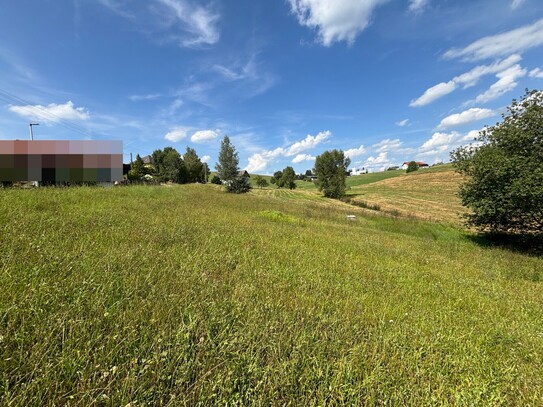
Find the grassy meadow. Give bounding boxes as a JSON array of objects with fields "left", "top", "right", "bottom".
[{"left": 1, "top": 183, "right": 543, "bottom": 405}]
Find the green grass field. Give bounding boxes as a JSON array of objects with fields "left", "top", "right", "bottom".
[{"left": 1, "top": 184, "right": 542, "bottom": 405}]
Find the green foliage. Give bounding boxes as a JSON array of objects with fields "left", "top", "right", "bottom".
[
  {"left": 200, "top": 162, "right": 210, "bottom": 183},
  {"left": 151, "top": 147, "right": 187, "bottom": 183},
  {"left": 216, "top": 135, "right": 239, "bottom": 182},
  {"left": 183, "top": 147, "right": 204, "bottom": 183},
  {"left": 406, "top": 161, "right": 419, "bottom": 173},
  {"left": 211, "top": 175, "right": 221, "bottom": 185},
  {"left": 225, "top": 175, "right": 251, "bottom": 194},
  {"left": 127, "top": 154, "right": 145, "bottom": 180},
  {"left": 452, "top": 89, "right": 543, "bottom": 235},
  {"left": 314, "top": 149, "right": 351, "bottom": 199},
  {"left": 255, "top": 175, "right": 269, "bottom": 189},
  {"left": 281, "top": 166, "right": 297, "bottom": 190},
  {"left": 270, "top": 171, "right": 283, "bottom": 187}
]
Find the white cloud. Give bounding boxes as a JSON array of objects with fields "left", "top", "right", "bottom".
[
  {"left": 246, "top": 153, "right": 271, "bottom": 173},
  {"left": 408, "top": 0, "right": 429, "bottom": 13},
  {"left": 453, "top": 54, "right": 522, "bottom": 88},
  {"left": 129, "top": 93, "right": 161, "bottom": 101},
  {"left": 164, "top": 128, "right": 188, "bottom": 142},
  {"left": 155, "top": 0, "right": 219, "bottom": 47},
  {"left": 529, "top": 67, "right": 543, "bottom": 78},
  {"left": 410, "top": 55, "right": 521, "bottom": 107},
  {"left": 8, "top": 101, "right": 90, "bottom": 123},
  {"left": 395, "top": 119, "right": 410, "bottom": 127},
  {"left": 416, "top": 128, "right": 484, "bottom": 161},
  {"left": 473, "top": 64, "right": 527, "bottom": 103},
  {"left": 420, "top": 131, "right": 460, "bottom": 150},
  {"left": 511, "top": 0, "right": 525, "bottom": 9},
  {"left": 372, "top": 138, "right": 404, "bottom": 153},
  {"left": 245, "top": 130, "right": 331, "bottom": 172},
  {"left": 285, "top": 130, "right": 331, "bottom": 156},
  {"left": 201, "top": 155, "right": 211, "bottom": 163},
  {"left": 99, "top": 0, "right": 220, "bottom": 48},
  {"left": 211, "top": 54, "right": 278, "bottom": 98},
  {"left": 361, "top": 152, "right": 394, "bottom": 172},
  {"left": 444, "top": 18, "right": 543, "bottom": 61},
  {"left": 288, "top": 0, "right": 389, "bottom": 46},
  {"left": 436, "top": 108, "right": 496, "bottom": 130},
  {"left": 344, "top": 144, "right": 366, "bottom": 158},
  {"left": 191, "top": 129, "right": 219, "bottom": 143},
  {"left": 292, "top": 153, "right": 315, "bottom": 163},
  {"left": 410, "top": 81, "right": 457, "bottom": 107}
]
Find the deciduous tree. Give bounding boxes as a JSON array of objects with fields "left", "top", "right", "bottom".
[
  {"left": 451, "top": 89, "right": 543, "bottom": 236},
  {"left": 314, "top": 150, "right": 350, "bottom": 199}
]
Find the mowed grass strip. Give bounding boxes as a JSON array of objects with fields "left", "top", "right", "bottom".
[
  {"left": 0, "top": 184, "right": 542, "bottom": 405},
  {"left": 350, "top": 167, "right": 466, "bottom": 224}
]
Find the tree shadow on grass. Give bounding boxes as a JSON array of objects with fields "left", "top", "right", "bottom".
[{"left": 467, "top": 232, "right": 543, "bottom": 257}]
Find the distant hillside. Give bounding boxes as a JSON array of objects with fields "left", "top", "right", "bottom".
[{"left": 348, "top": 164, "right": 465, "bottom": 224}]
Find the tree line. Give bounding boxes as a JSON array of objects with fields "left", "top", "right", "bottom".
[{"left": 128, "top": 147, "right": 209, "bottom": 184}]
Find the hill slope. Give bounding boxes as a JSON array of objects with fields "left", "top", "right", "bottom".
[
  {"left": 349, "top": 165, "right": 465, "bottom": 224},
  {"left": 1, "top": 184, "right": 542, "bottom": 404}
]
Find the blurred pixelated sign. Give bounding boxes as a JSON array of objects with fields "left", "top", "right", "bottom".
[{"left": 0, "top": 140, "right": 123, "bottom": 183}]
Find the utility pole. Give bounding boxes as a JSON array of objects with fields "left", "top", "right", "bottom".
[{"left": 29, "top": 123, "right": 39, "bottom": 140}]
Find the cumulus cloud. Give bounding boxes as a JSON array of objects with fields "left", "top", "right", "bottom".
[
  {"left": 361, "top": 152, "right": 394, "bottom": 172},
  {"left": 9, "top": 101, "right": 90, "bottom": 123},
  {"left": 529, "top": 67, "right": 543, "bottom": 78},
  {"left": 416, "top": 128, "right": 484, "bottom": 161},
  {"left": 408, "top": 0, "right": 429, "bottom": 13},
  {"left": 292, "top": 153, "right": 315, "bottom": 163},
  {"left": 245, "top": 130, "right": 331, "bottom": 173},
  {"left": 201, "top": 155, "right": 211, "bottom": 163},
  {"left": 191, "top": 129, "right": 219, "bottom": 143},
  {"left": 444, "top": 18, "right": 543, "bottom": 61},
  {"left": 420, "top": 131, "right": 460, "bottom": 151},
  {"left": 410, "top": 55, "right": 521, "bottom": 107},
  {"left": 164, "top": 128, "right": 188, "bottom": 142},
  {"left": 372, "top": 138, "right": 404, "bottom": 153},
  {"left": 285, "top": 130, "right": 331, "bottom": 156},
  {"left": 288, "top": 0, "right": 389, "bottom": 46},
  {"left": 344, "top": 144, "right": 366, "bottom": 158},
  {"left": 436, "top": 108, "right": 496, "bottom": 130},
  {"left": 473, "top": 64, "right": 527, "bottom": 103},
  {"left": 395, "top": 119, "right": 410, "bottom": 127},
  {"left": 246, "top": 153, "right": 272, "bottom": 173}
]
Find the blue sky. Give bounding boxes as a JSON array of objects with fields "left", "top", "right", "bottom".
[{"left": 1, "top": 0, "right": 543, "bottom": 173}]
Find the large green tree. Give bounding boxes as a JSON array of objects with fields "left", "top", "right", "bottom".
[
  {"left": 215, "top": 136, "right": 239, "bottom": 182},
  {"left": 451, "top": 89, "right": 543, "bottom": 235},
  {"left": 314, "top": 150, "right": 351, "bottom": 199},
  {"left": 183, "top": 147, "right": 204, "bottom": 183},
  {"left": 152, "top": 147, "right": 186, "bottom": 183},
  {"left": 281, "top": 166, "right": 297, "bottom": 190}
]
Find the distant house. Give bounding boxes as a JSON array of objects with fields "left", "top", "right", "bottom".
[
  {"left": 401, "top": 161, "right": 428, "bottom": 170},
  {"left": 351, "top": 167, "right": 366, "bottom": 175},
  {"left": 238, "top": 170, "right": 250, "bottom": 177}
]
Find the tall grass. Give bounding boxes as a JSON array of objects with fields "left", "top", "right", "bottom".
[{"left": 1, "top": 184, "right": 542, "bottom": 405}]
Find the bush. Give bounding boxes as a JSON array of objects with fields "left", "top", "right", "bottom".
[
  {"left": 406, "top": 161, "right": 419, "bottom": 173},
  {"left": 211, "top": 175, "right": 221, "bottom": 185},
  {"left": 225, "top": 176, "right": 251, "bottom": 194}
]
